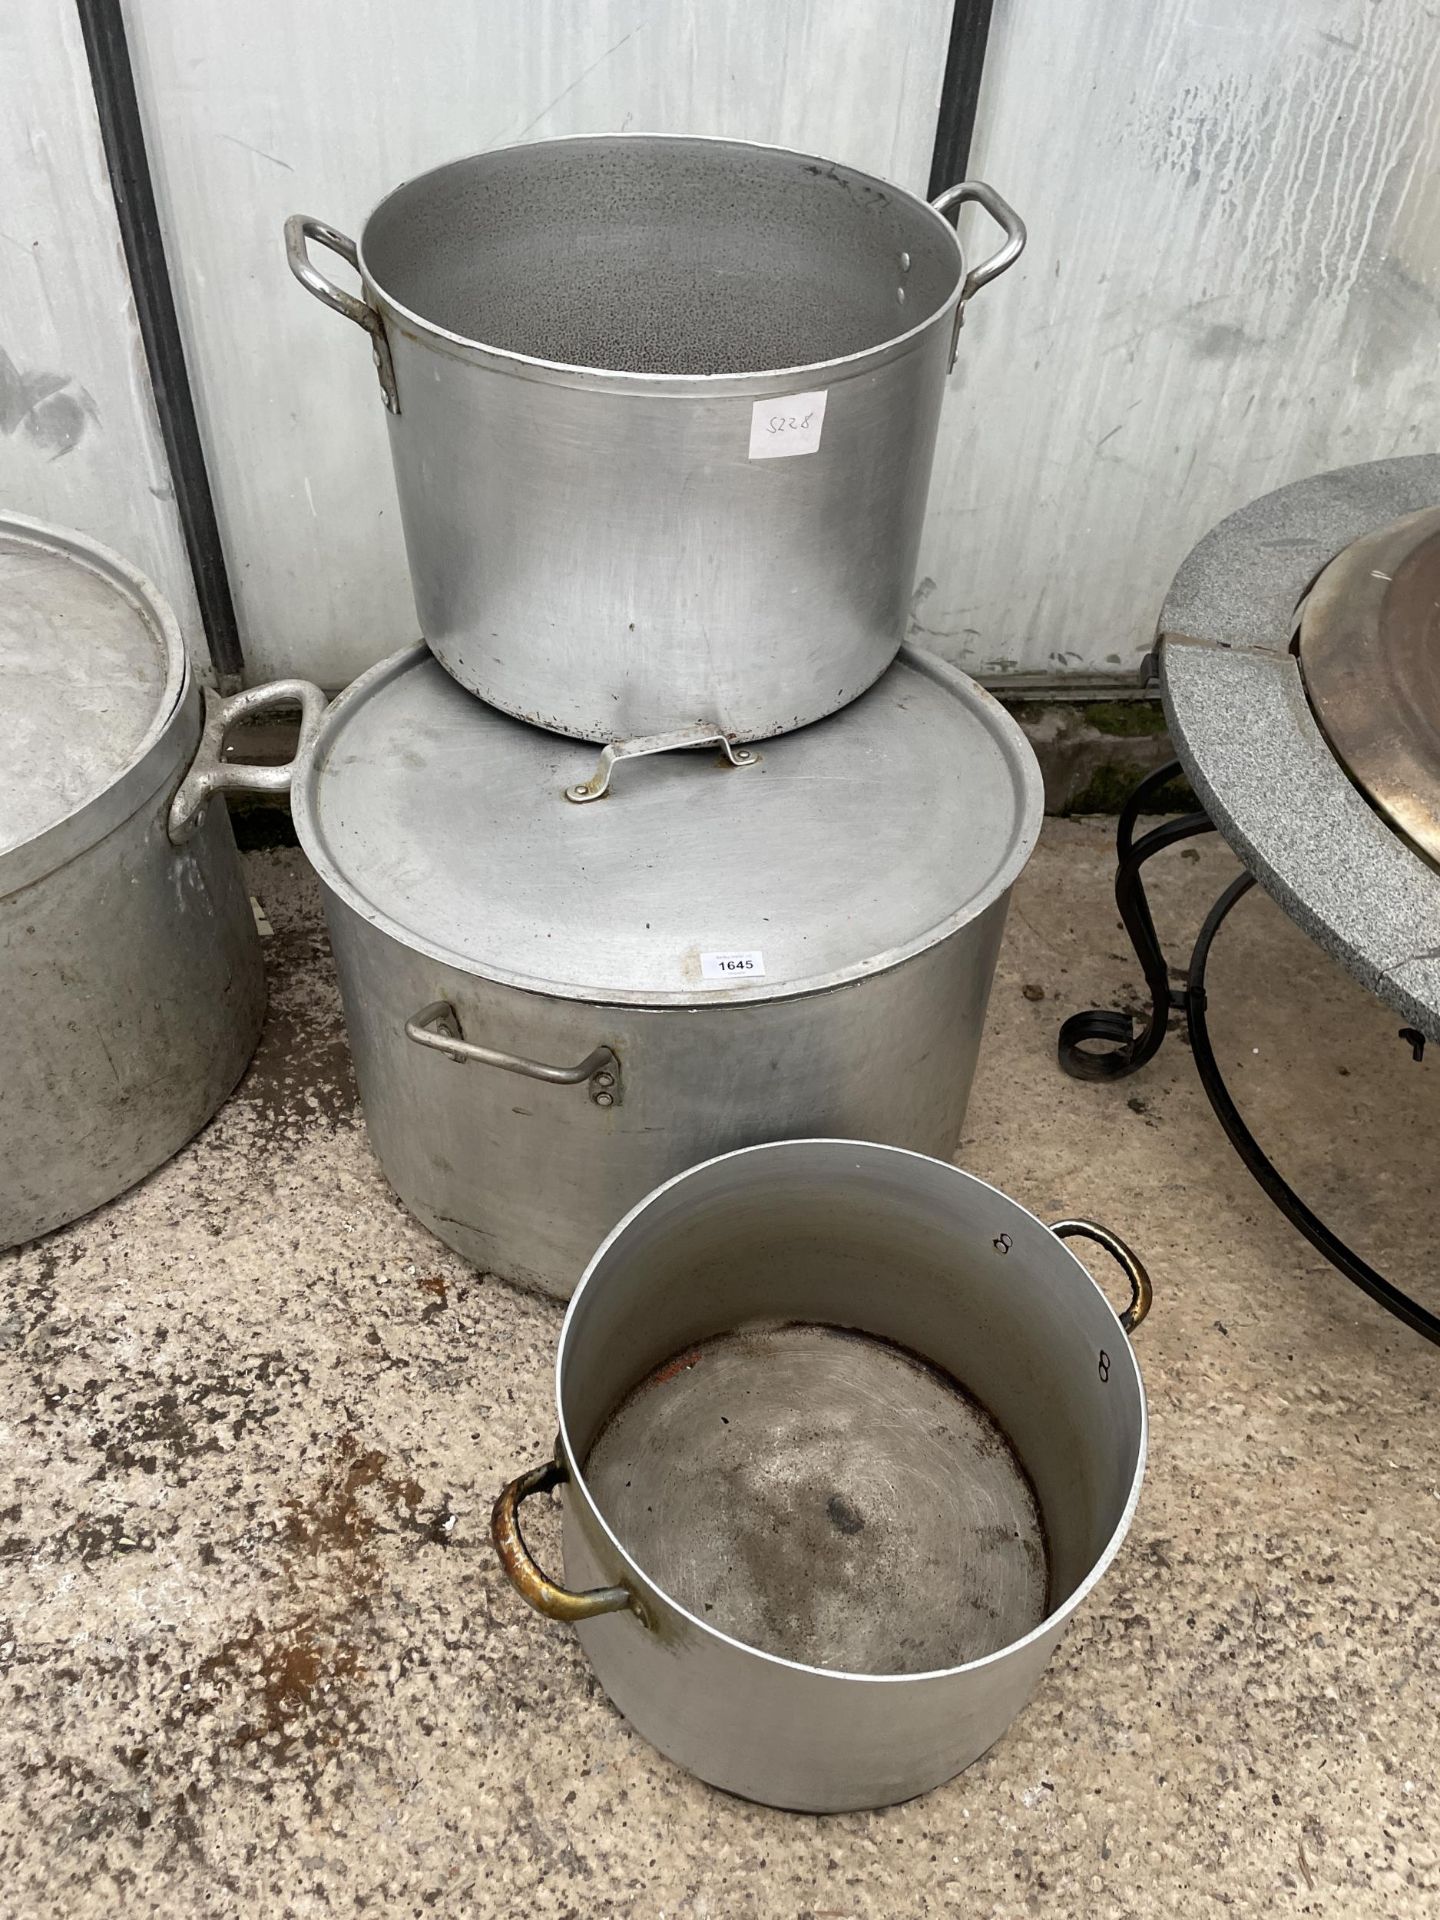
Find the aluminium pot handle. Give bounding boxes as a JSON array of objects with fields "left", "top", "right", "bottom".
[
  {"left": 1050, "top": 1219, "right": 1153, "bottom": 1334},
  {"left": 168, "top": 679, "right": 328, "bottom": 846},
  {"left": 284, "top": 214, "right": 400, "bottom": 413},
  {"left": 493, "top": 1457, "right": 638, "bottom": 1624},
  {"left": 929, "top": 179, "right": 1026, "bottom": 367},
  {"left": 405, "top": 1000, "right": 622, "bottom": 1106}
]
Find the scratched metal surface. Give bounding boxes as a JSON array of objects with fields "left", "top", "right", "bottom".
[
  {"left": 915, "top": 0, "right": 1440, "bottom": 678},
  {"left": 123, "top": 0, "right": 954, "bottom": 687},
  {"left": 584, "top": 1323, "right": 1049, "bottom": 1674},
  {"left": 0, "top": 5, "right": 204, "bottom": 666}
]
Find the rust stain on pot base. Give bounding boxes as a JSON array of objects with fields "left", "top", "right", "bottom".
[{"left": 648, "top": 1347, "right": 703, "bottom": 1386}]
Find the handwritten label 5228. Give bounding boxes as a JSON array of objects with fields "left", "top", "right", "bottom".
[{"left": 748, "top": 390, "right": 828, "bottom": 460}]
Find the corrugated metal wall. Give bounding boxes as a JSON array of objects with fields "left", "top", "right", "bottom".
[
  {"left": 5, "top": 4, "right": 1436, "bottom": 687},
  {"left": 0, "top": 1, "right": 203, "bottom": 665},
  {"left": 918, "top": 0, "right": 1440, "bottom": 678}
]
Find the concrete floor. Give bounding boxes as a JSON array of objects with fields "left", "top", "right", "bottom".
[{"left": 1, "top": 821, "right": 1437, "bottom": 1918}]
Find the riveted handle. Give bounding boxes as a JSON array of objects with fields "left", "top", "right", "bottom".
[
  {"left": 492, "top": 1457, "right": 637, "bottom": 1624},
  {"left": 565, "top": 724, "right": 759, "bottom": 804},
  {"left": 168, "top": 679, "right": 328, "bottom": 845},
  {"left": 1050, "top": 1219, "right": 1153, "bottom": 1334},
  {"left": 930, "top": 179, "right": 1026, "bottom": 367},
  {"left": 285, "top": 214, "right": 400, "bottom": 412},
  {"left": 405, "top": 1001, "right": 622, "bottom": 1106}
]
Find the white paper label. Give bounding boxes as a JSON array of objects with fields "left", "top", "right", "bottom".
[
  {"left": 748, "top": 390, "right": 827, "bottom": 460},
  {"left": 701, "top": 949, "right": 767, "bottom": 981}
]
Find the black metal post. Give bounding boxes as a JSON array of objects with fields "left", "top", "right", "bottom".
[
  {"left": 1059, "top": 760, "right": 1216, "bottom": 1080},
  {"left": 928, "top": 0, "right": 996, "bottom": 199},
  {"left": 75, "top": 0, "right": 244, "bottom": 684}
]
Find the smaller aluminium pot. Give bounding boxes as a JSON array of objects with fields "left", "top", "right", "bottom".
[
  {"left": 0, "top": 513, "right": 326, "bottom": 1249},
  {"left": 286, "top": 134, "right": 1025, "bottom": 743},
  {"left": 493, "top": 1141, "right": 1152, "bottom": 1812}
]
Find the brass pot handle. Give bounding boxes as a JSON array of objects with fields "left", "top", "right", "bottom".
[
  {"left": 1050, "top": 1219, "right": 1153, "bottom": 1334},
  {"left": 492, "top": 1457, "right": 637, "bottom": 1624}
]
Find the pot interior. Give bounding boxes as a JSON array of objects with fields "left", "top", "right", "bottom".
[
  {"left": 362, "top": 137, "right": 959, "bottom": 376},
  {"left": 584, "top": 1321, "right": 1049, "bottom": 1674},
  {"left": 560, "top": 1142, "right": 1145, "bottom": 1674}
]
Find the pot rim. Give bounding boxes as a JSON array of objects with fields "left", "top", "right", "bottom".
[
  {"left": 555, "top": 1138, "right": 1149, "bottom": 1686},
  {"left": 291, "top": 642, "right": 1045, "bottom": 1008},
  {"left": 356, "top": 131, "right": 968, "bottom": 396},
  {"left": 0, "top": 513, "right": 195, "bottom": 899}
]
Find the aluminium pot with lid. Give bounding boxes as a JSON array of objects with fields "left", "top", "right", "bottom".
[
  {"left": 1, "top": 513, "right": 325, "bottom": 1249},
  {"left": 286, "top": 133, "right": 1025, "bottom": 744},
  {"left": 292, "top": 641, "right": 1043, "bottom": 1297},
  {"left": 1, "top": 513, "right": 191, "bottom": 890}
]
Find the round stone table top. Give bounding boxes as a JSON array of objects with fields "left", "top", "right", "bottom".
[{"left": 1158, "top": 456, "right": 1440, "bottom": 1042}]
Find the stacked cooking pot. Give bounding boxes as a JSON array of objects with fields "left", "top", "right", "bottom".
[
  {"left": 284, "top": 134, "right": 1047, "bottom": 1298},
  {"left": 277, "top": 134, "right": 1153, "bottom": 1814},
  {"left": 0, "top": 512, "right": 322, "bottom": 1251}
]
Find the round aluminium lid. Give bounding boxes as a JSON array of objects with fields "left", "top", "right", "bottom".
[
  {"left": 1296, "top": 506, "right": 1440, "bottom": 870},
  {"left": 296, "top": 644, "right": 1043, "bottom": 1007},
  {"left": 0, "top": 513, "right": 186, "bottom": 861}
]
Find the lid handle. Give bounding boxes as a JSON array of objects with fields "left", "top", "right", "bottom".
[{"left": 565, "top": 724, "right": 759, "bottom": 804}]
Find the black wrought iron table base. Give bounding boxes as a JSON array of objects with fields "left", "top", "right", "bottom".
[{"left": 1058, "top": 761, "right": 1439, "bottom": 1346}]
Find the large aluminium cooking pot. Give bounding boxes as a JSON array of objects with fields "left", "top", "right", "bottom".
[
  {"left": 0, "top": 514, "right": 325, "bottom": 1249},
  {"left": 290, "top": 642, "right": 1042, "bottom": 1298},
  {"left": 285, "top": 134, "right": 1025, "bottom": 744},
  {"left": 492, "top": 1141, "right": 1152, "bottom": 1812}
]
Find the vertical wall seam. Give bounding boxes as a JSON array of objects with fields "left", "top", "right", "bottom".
[
  {"left": 927, "top": 0, "right": 996, "bottom": 201},
  {"left": 74, "top": 0, "right": 245, "bottom": 684}
]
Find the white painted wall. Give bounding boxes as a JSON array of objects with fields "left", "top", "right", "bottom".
[
  {"left": 0, "top": 3, "right": 202, "bottom": 664},
  {"left": 919, "top": 0, "right": 1440, "bottom": 678},
  {"left": 124, "top": 0, "right": 954, "bottom": 686}
]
